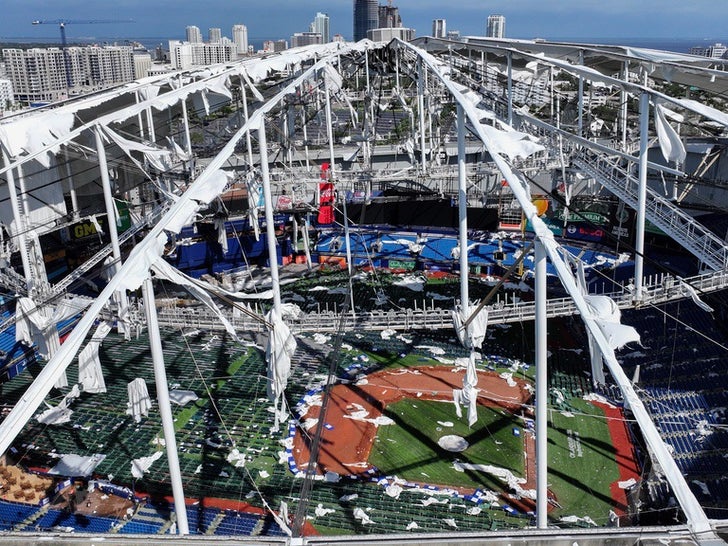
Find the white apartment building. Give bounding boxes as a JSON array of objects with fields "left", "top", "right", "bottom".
[
  {"left": 311, "top": 13, "right": 330, "bottom": 44},
  {"left": 168, "top": 40, "right": 236, "bottom": 70},
  {"left": 487, "top": 15, "right": 505, "bottom": 38},
  {"left": 186, "top": 25, "right": 203, "bottom": 44},
  {"left": 432, "top": 19, "right": 446, "bottom": 38},
  {"left": 209, "top": 28, "right": 222, "bottom": 43},
  {"left": 232, "top": 24, "right": 248, "bottom": 58},
  {"left": 2, "top": 46, "right": 134, "bottom": 103},
  {"left": 133, "top": 49, "right": 152, "bottom": 79},
  {"left": 86, "top": 46, "right": 135, "bottom": 87},
  {"left": 0, "top": 79, "right": 14, "bottom": 112}
]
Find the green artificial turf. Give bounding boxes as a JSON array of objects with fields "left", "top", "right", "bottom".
[
  {"left": 546, "top": 398, "right": 620, "bottom": 524},
  {"left": 368, "top": 399, "right": 525, "bottom": 491}
]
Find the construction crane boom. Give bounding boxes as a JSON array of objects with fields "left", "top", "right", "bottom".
[{"left": 31, "top": 18, "right": 134, "bottom": 90}]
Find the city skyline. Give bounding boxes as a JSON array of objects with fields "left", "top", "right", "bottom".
[{"left": 0, "top": 0, "right": 726, "bottom": 44}]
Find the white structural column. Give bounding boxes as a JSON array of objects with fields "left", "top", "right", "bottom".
[
  {"left": 324, "top": 77, "right": 337, "bottom": 178},
  {"left": 257, "top": 121, "right": 282, "bottom": 313},
  {"left": 94, "top": 125, "right": 129, "bottom": 329},
  {"left": 63, "top": 150, "right": 79, "bottom": 219},
  {"left": 180, "top": 94, "right": 193, "bottom": 159},
  {"left": 634, "top": 92, "right": 649, "bottom": 301},
  {"left": 134, "top": 91, "right": 146, "bottom": 140},
  {"left": 621, "top": 61, "right": 629, "bottom": 151},
  {"left": 457, "top": 104, "right": 469, "bottom": 307},
  {"left": 1, "top": 151, "right": 33, "bottom": 290},
  {"left": 241, "top": 84, "right": 254, "bottom": 168},
  {"left": 507, "top": 52, "right": 513, "bottom": 126},
  {"left": 94, "top": 126, "right": 123, "bottom": 274},
  {"left": 324, "top": 71, "right": 355, "bottom": 313},
  {"left": 534, "top": 239, "right": 548, "bottom": 529},
  {"left": 142, "top": 277, "right": 189, "bottom": 535},
  {"left": 417, "top": 58, "right": 427, "bottom": 172},
  {"left": 577, "top": 50, "right": 584, "bottom": 137},
  {"left": 301, "top": 103, "right": 310, "bottom": 171},
  {"left": 145, "top": 106, "right": 156, "bottom": 143}
]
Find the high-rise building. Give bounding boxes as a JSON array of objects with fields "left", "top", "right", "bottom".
[
  {"left": 432, "top": 19, "right": 446, "bottom": 38},
  {"left": 186, "top": 25, "right": 203, "bottom": 43},
  {"left": 292, "top": 32, "right": 322, "bottom": 48},
  {"left": 168, "top": 40, "right": 236, "bottom": 69},
  {"left": 311, "top": 12, "right": 331, "bottom": 43},
  {"left": 486, "top": 15, "right": 505, "bottom": 38},
  {"left": 208, "top": 27, "right": 222, "bottom": 43},
  {"left": 132, "top": 48, "right": 152, "bottom": 79},
  {"left": 353, "top": 0, "right": 378, "bottom": 42},
  {"left": 232, "top": 24, "right": 249, "bottom": 57},
  {"left": 0, "top": 79, "right": 14, "bottom": 111},
  {"left": 378, "top": 3, "right": 402, "bottom": 28},
  {"left": 2, "top": 46, "right": 135, "bottom": 103}
]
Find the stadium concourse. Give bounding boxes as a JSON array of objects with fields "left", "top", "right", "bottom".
[{"left": 0, "top": 35, "right": 728, "bottom": 545}]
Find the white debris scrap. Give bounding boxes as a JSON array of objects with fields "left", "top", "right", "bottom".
[{"left": 353, "top": 507, "right": 374, "bottom": 524}]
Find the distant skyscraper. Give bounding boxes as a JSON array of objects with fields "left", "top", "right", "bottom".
[
  {"left": 232, "top": 24, "right": 248, "bottom": 57},
  {"left": 486, "top": 15, "right": 505, "bottom": 38},
  {"left": 208, "top": 27, "right": 222, "bottom": 43},
  {"left": 353, "top": 0, "right": 378, "bottom": 41},
  {"left": 186, "top": 25, "right": 202, "bottom": 43},
  {"left": 432, "top": 19, "right": 446, "bottom": 38},
  {"left": 378, "top": 3, "right": 402, "bottom": 28},
  {"left": 311, "top": 12, "right": 330, "bottom": 43}
]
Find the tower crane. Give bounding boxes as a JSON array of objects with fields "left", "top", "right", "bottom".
[{"left": 31, "top": 18, "right": 134, "bottom": 90}]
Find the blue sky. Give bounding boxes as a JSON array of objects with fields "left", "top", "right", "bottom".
[{"left": 0, "top": 1, "right": 725, "bottom": 44}]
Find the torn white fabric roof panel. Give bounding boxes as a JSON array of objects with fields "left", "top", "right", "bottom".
[
  {"left": 100, "top": 125, "right": 172, "bottom": 172},
  {"left": 117, "top": 233, "right": 168, "bottom": 291},
  {"left": 655, "top": 104, "right": 687, "bottom": 164},
  {"left": 0, "top": 112, "right": 74, "bottom": 161},
  {"left": 151, "top": 259, "right": 240, "bottom": 341},
  {"left": 240, "top": 69, "right": 265, "bottom": 101}
]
